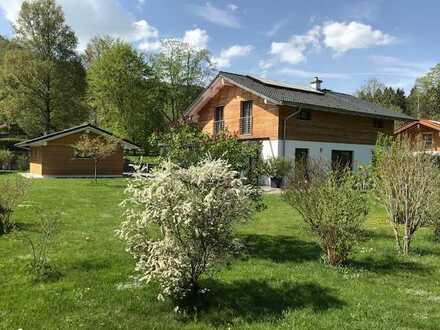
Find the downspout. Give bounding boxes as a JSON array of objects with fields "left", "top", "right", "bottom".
[{"left": 282, "top": 107, "right": 302, "bottom": 157}]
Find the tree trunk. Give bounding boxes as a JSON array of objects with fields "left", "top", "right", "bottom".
[{"left": 403, "top": 234, "right": 411, "bottom": 255}]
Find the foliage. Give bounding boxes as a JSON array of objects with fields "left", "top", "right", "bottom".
[
  {"left": 407, "top": 64, "right": 440, "bottom": 119},
  {"left": 81, "top": 35, "right": 115, "bottom": 69},
  {"left": 14, "top": 0, "right": 77, "bottom": 61},
  {"left": 0, "top": 175, "right": 30, "bottom": 234},
  {"left": 151, "top": 124, "right": 263, "bottom": 186},
  {"left": 119, "top": 160, "right": 255, "bottom": 303},
  {"left": 356, "top": 79, "right": 407, "bottom": 114},
  {"left": 0, "top": 148, "right": 13, "bottom": 168},
  {"left": 0, "top": 0, "right": 88, "bottom": 136},
  {"left": 71, "top": 134, "right": 118, "bottom": 182},
  {"left": 263, "top": 157, "right": 293, "bottom": 178},
  {"left": 150, "top": 39, "right": 212, "bottom": 123},
  {"left": 284, "top": 161, "right": 368, "bottom": 265},
  {"left": 373, "top": 136, "right": 440, "bottom": 254},
  {"left": 18, "top": 210, "right": 61, "bottom": 281},
  {"left": 87, "top": 40, "right": 162, "bottom": 146}
]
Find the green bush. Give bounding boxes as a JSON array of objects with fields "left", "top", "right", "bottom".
[
  {"left": 263, "top": 157, "right": 293, "bottom": 178},
  {"left": 0, "top": 149, "right": 13, "bottom": 168},
  {"left": 0, "top": 176, "right": 30, "bottom": 234},
  {"left": 284, "top": 162, "right": 368, "bottom": 265},
  {"left": 150, "top": 124, "right": 263, "bottom": 185}
]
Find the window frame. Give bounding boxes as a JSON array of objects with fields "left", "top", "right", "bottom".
[
  {"left": 213, "top": 105, "right": 225, "bottom": 135},
  {"left": 240, "top": 100, "right": 253, "bottom": 135},
  {"left": 297, "top": 109, "right": 311, "bottom": 121},
  {"left": 422, "top": 132, "right": 433, "bottom": 150}
]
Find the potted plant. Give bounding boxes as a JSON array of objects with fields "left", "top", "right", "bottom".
[{"left": 264, "top": 157, "right": 293, "bottom": 188}]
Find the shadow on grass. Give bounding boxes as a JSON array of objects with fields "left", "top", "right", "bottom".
[
  {"left": 70, "top": 259, "right": 112, "bottom": 272},
  {"left": 348, "top": 255, "right": 432, "bottom": 275},
  {"left": 240, "top": 234, "right": 321, "bottom": 263},
  {"left": 358, "top": 229, "right": 395, "bottom": 241},
  {"left": 183, "top": 280, "right": 344, "bottom": 325}
]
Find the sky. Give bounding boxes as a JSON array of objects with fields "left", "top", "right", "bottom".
[{"left": 0, "top": 0, "right": 438, "bottom": 94}]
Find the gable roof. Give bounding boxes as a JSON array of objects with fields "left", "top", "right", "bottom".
[
  {"left": 187, "top": 72, "right": 414, "bottom": 121},
  {"left": 394, "top": 119, "right": 440, "bottom": 134},
  {"left": 15, "top": 123, "right": 141, "bottom": 150}
]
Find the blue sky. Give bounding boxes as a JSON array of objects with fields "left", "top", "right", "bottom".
[{"left": 0, "top": 0, "right": 438, "bottom": 94}]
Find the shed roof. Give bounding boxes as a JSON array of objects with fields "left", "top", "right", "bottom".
[{"left": 15, "top": 123, "right": 141, "bottom": 150}]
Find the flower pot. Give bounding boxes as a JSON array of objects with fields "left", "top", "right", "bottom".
[{"left": 270, "top": 176, "right": 283, "bottom": 188}]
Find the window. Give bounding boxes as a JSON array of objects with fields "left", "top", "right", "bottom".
[
  {"left": 295, "top": 148, "right": 309, "bottom": 166},
  {"left": 373, "top": 118, "right": 384, "bottom": 128},
  {"left": 423, "top": 133, "right": 433, "bottom": 150},
  {"left": 296, "top": 110, "right": 311, "bottom": 121},
  {"left": 240, "top": 101, "right": 253, "bottom": 135},
  {"left": 331, "top": 150, "right": 353, "bottom": 171},
  {"left": 213, "top": 106, "right": 224, "bottom": 135}
]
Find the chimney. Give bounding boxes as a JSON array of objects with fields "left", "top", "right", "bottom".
[{"left": 310, "top": 76, "right": 323, "bottom": 91}]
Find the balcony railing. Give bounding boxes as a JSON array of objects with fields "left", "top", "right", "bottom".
[
  {"left": 239, "top": 116, "right": 252, "bottom": 135},
  {"left": 213, "top": 120, "right": 224, "bottom": 135}
]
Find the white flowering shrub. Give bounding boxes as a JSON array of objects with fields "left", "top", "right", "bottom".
[{"left": 119, "top": 159, "right": 255, "bottom": 302}]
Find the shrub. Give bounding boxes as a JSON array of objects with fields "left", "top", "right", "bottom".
[
  {"left": 119, "top": 159, "right": 255, "bottom": 303},
  {"left": 374, "top": 137, "right": 440, "bottom": 255},
  {"left": 0, "top": 148, "right": 13, "bottom": 169},
  {"left": 0, "top": 175, "right": 30, "bottom": 234},
  {"left": 284, "top": 161, "right": 368, "bottom": 265},
  {"left": 18, "top": 211, "right": 61, "bottom": 281},
  {"left": 150, "top": 124, "right": 263, "bottom": 186}
]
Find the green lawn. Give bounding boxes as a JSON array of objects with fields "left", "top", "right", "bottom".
[{"left": 1, "top": 177, "right": 440, "bottom": 329}]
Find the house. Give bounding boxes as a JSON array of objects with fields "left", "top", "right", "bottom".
[
  {"left": 394, "top": 119, "right": 440, "bottom": 153},
  {"left": 15, "top": 123, "right": 140, "bottom": 177},
  {"left": 186, "top": 72, "right": 413, "bottom": 169}
]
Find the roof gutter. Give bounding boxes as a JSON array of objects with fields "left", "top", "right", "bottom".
[{"left": 282, "top": 107, "right": 302, "bottom": 157}]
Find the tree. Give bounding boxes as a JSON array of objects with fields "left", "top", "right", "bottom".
[
  {"left": 374, "top": 136, "right": 440, "bottom": 255},
  {"left": 81, "top": 35, "right": 115, "bottom": 69},
  {"left": 0, "top": 0, "right": 88, "bottom": 136},
  {"left": 119, "top": 159, "right": 255, "bottom": 304},
  {"left": 14, "top": 0, "right": 77, "bottom": 61},
  {"left": 284, "top": 161, "right": 369, "bottom": 265},
  {"left": 356, "top": 79, "right": 407, "bottom": 113},
  {"left": 150, "top": 39, "right": 212, "bottom": 123},
  {"left": 407, "top": 64, "right": 440, "bottom": 119},
  {"left": 87, "top": 41, "right": 161, "bottom": 147},
  {"left": 71, "top": 134, "right": 118, "bottom": 182}
]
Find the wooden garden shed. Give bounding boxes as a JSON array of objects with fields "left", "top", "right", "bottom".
[{"left": 15, "top": 123, "right": 140, "bottom": 177}]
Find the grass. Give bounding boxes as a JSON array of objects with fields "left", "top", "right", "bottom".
[{"left": 1, "top": 177, "right": 440, "bottom": 329}]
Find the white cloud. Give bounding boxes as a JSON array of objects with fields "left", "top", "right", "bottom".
[
  {"left": 188, "top": 2, "right": 240, "bottom": 28},
  {"left": 0, "top": 0, "right": 161, "bottom": 52},
  {"left": 270, "top": 25, "right": 321, "bottom": 64},
  {"left": 259, "top": 59, "right": 274, "bottom": 70},
  {"left": 227, "top": 4, "right": 238, "bottom": 11},
  {"left": 322, "top": 21, "right": 394, "bottom": 53},
  {"left": 182, "top": 28, "right": 209, "bottom": 50},
  {"left": 212, "top": 44, "right": 253, "bottom": 69}
]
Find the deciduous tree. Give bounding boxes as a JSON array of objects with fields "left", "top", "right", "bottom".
[
  {"left": 87, "top": 41, "right": 161, "bottom": 147},
  {"left": 0, "top": 0, "right": 88, "bottom": 136},
  {"left": 72, "top": 134, "right": 118, "bottom": 182},
  {"left": 150, "top": 39, "right": 212, "bottom": 123}
]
